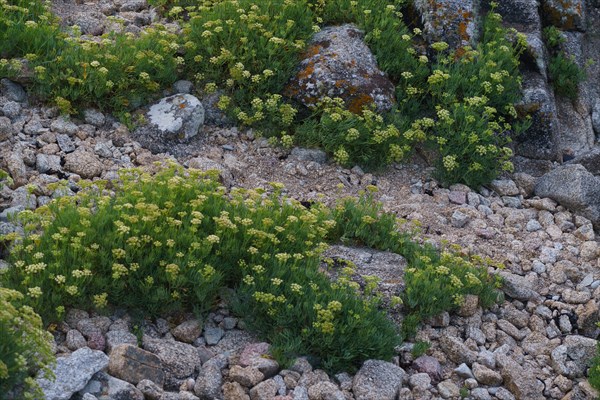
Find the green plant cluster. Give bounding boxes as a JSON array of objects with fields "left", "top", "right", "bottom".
[
  {"left": 590, "top": 323, "right": 600, "bottom": 396},
  {"left": 543, "top": 26, "right": 587, "bottom": 101},
  {"left": 0, "top": 0, "right": 529, "bottom": 187},
  {"left": 0, "top": 164, "right": 501, "bottom": 373},
  {"left": 0, "top": 169, "right": 11, "bottom": 189},
  {"left": 0, "top": 288, "right": 55, "bottom": 400}
]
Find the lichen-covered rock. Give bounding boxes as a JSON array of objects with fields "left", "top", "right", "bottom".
[
  {"left": 352, "top": 360, "right": 404, "bottom": 400},
  {"left": 285, "top": 24, "right": 395, "bottom": 114},
  {"left": 413, "top": 0, "right": 479, "bottom": 50},
  {"left": 143, "top": 336, "right": 202, "bottom": 389},
  {"left": 542, "top": 0, "right": 586, "bottom": 31},
  {"left": 64, "top": 150, "right": 104, "bottom": 179},
  {"left": 145, "top": 94, "right": 204, "bottom": 141},
  {"left": 108, "top": 344, "right": 165, "bottom": 387}
]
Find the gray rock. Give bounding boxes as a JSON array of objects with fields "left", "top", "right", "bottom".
[
  {"left": 286, "top": 24, "right": 395, "bottom": 113},
  {"left": 137, "top": 379, "right": 164, "bottom": 400},
  {"left": 173, "top": 80, "right": 194, "bottom": 94},
  {"left": 194, "top": 364, "right": 222, "bottom": 400},
  {"left": 120, "top": 0, "right": 147, "bottom": 12},
  {"left": 2, "top": 101, "right": 21, "bottom": 119},
  {"left": 1, "top": 79, "right": 26, "bottom": 102},
  {"left": 5, "top": 150, "right": 27, "bottom": 187},
  {"left": 451, "top": 210, "right": 469, "bottom": 228},
  {"left": 408, "top": 372, "right": 431, "bottom": 390},
  {"left": 56, "top": 134, "right": 76, "bottom": 153},
  {"left": 526, "top": 219, "right": 542, "bottom": 232},
  {"left": 412, "top": 355, "right": 442, "bottom": 382},
  {"left": 222, "top": 381, "right": 249, "bottom": 400},
  {"left": 238, "top": 342, "right": 279, "bottom": 379},
  {"left": 535, "top": 164, "right": 600, "bottom": 228},
  {"left": 105, "top": 330, "right": 138, "bottom": 354},
  {"left": 471, "top": 388, "right": 493, "bottom": 400},
  {"left": 542, "top": 0, "right": 585, "bottom": 31},
  {"left": 143, "top": 336, "right": 202, "bottom": 389},
  {"left": 0, "top": 116, "right": 14, "bottom": 141},
  {"left": 437, "top": 380, "right": 460, "bottom": 399},
  {"left": 454, "top": 363, "right": 475, "bottom": 379},
  {"left": 472, "top": 362, "right": 503, "bottom": 386},
  {"left": 352, "top": 360, "right": 404, "bottom": 400},
  {"left": 83, "top": 109, "right": 106, "bottom": 127},
  {"left": 139, "top": 93, "right": 205, "bottom": 144},
  {"left": 229, "top": 365, "right": 264, "bottom": 388},
  {"left": 37, "top": 348, "right": 109, "bottom": 400},
  {"left": 592, "top": 100, "right": 600, "bottom": 136},
  {"left": 64, "top": 151, "right": 103, "bottom": 179},
  {"left": 551, "top": 335, "right": 598, "bottom": 378},
  {"left": 307, "top": 381, "right": 345, "bottom": 400},
  {"left": 289, "top": 147, "right": 328, "bottom": 164},
  {"left": 36, "top": 153, "right": 62, "bottom": 174},
  {"left": 66, "top": 329, "right": 88, "bottom": 351},
  {"left": 204, "top": 326, "right": 224, "bottom": 345},
  {"left": 80, "top": 371, "right": 144, "bottom": 400},
  {"left": 50, "top": 117, "right": 79, "bottom": 136},
  {"left": 499, "top": 271, "right": 540, "bottom": 301}
]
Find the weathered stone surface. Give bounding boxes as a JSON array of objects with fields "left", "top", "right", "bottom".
[
  {"left": 143, "top": 336, "right": 202, "bottom": 388},
  {"left": 414, "top": 0, "right": 479, "bottom": 49},
  {"left": 439, "top": 335, "right": 477, "bottom": 365},
  {"left": 37, "top": 348, "right": 109, "bottom": 400},
  {"left": 108, "top": 344, "right": 165, "bottom": 387},
  {"left": 472, "top": 363, "right": 503, "bottom": 386},
  {"left": 0, "top": 116, "right": 14, "bottom": 141},
  {"left": 496, "top": 354, "right": 544, "bottom": 400},
  {"left": 36, "top": 153, "right": 62, "bottom": 174},
  {"left": 172, "top": 319, "right": 203, "bottom": 344},
  {"left": 352, "top": 360, "right": 404, "bottom": 400},
  {"left": 223, "top": 381, "right": 250, "bottom": 400},
  {"left": 542, "top": 0, "right": 586, "bottom": 31},
  {"left": 64, "top": 151, "right": 104, "bottom": 179},
  {"left": 80, "top": 371, "right": 144, "bottom": 400},
  {"left": 105, "top": 329, "right": 138, "bottom": 354},
  {"left": 307, "top": 381, "right": 345, "bottom": 400},
  {"left": 412, "top": 356, "right": 443, "bottom": 382},
  {"left": 238, "top": 342, "right": 279, "bottom": 379},
  {"left": 194, "top": 364, "right": 223, "bottom": 400},
  {"left": 1, "top": 78, "right": 27, "bottom": 102},
  {"left": 249, "top": 379, "right": 278, "bottom": 400},
  {"left": 229, "top": 365, "right": 264, "bottom": 388},
  {"left": 286, "top": 24, "right": 395, "bottom": 114},
  {"left": 535, "top": 164, "right": 600, "bottom": 227},
  {"left": 142, "top": 94, "right": 204, "bottom": 141}
]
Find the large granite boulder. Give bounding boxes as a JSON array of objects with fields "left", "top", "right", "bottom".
[{"left": 285, "top": 24, "right": 395, "bottom": 114}]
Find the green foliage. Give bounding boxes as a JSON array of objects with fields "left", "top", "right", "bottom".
[
  {"left": 411, "top": 340, "right": 431, "bottom": 358},
  {"left": 543, "top": 25, "right": 586, "bottom": 100},
  {"left": 590, "top": 325, "right": 600, "bottom": 395},
  {"left": 0, "top": 288, "right": 55, "bottom": 399},
  {"left": 0, "top": 169, "right": 11, "bottom": 190},
  {"left": 1, "top": 163, "right": 401, "bottom": 373}
]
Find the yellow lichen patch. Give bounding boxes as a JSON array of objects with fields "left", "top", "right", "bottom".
[{"left": 348, "top": 93, "right": 374, "bottom": 114}]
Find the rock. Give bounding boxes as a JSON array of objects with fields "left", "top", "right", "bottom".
[
  {"left": 285, "top": 24, "right": 395, "bottom": 114},
  {"left": 250, "top": 379, "right": 278, "bottom": 400},
  {"left": 490, "top": 179, "right": 520, "bottom": 196},
  {"left": 66, "top": 329, "right": 88, "bottom": 351},
  {"left": 139, "top": 94, "right": 205, "bottom": 144},
  {"left": 80, "top": 371, "right": 144, "bottom": 400},
  {"left": 65, "top": 309, "right": 89, "bottom": 328},
  {"left": 448, "top": 191, "right": 467, "bottom": 205},
  {"left": 173, "top": 80, "right": 194, "bottom": 94},
  {"left": 499, "top": 271, "right": 539, "bottom": 301},
  {"left": 496, "top": 354, "right": 544, "bottom": 399},
  {"left": 412, "top": 356, "right": 442, "bottom": 382},
  {"left": 472, "top": 363, "right": 503, "bottom": 386},
  {"left": 120, "top": 0, "right": 147, "bottom": 12},
  {"left": 204, "top": 326, "right": 224, "bottom": 345},
  {"left": 105, "top": 330, "right": 138, "bottom": 354},
  {"left": 307, "top": 381, "right": 345, "bottom": 400},
  {"left": 238, "top": 342, "right": 280, "bottom": 378},
  {"left": 56, "top": 134, "right": 76, "bottom": 153},
  {"left": 83, "top": 109, "right": 106, "bottom": 127},
  {"left": 352, "top": 360, "right": 404, "bottom": 400},
  {"left": 0, "top": 116, "right": 14, "bottom": 141},
  {"left": 535, "top": 164, "right": 600, "bottom": 228},
  {"left": 36, "top": 153, "right": 62, "bottom": 174},
  {"left": 457, "top": 294, "right": 479, "bottom": 317},
  {"left": 526, "top": 219, "right": 542, "bottom": 232},
  {"left": 69, "top": 11, "right": 105, "bottom": 36},
  {"left": 36, "top": 347, "right": 109, "bottom": 400},
  {"left": 289, "top": 147, "right": 328, "bottom": 164},
  {"left": 451, "top": 210, "right": 469, "bottom": 228},
  {"left": 542, "top": 0, "right": 585, "bottom": 31},
  {"left": 454, "top": 363, "right": 475, "bottom": 379},
  {"left": 137, "top": 379, "right": 164, "bottom": 400},
  {"left": 1, "top": 78, "right": 27, "bottom": 102},
  {"left": 593, "top": 100, "right": 600, "bottom": 136},
  {"left": 194, "top": 364, "right": 223, "bottom": 400},
  {"left": 437, "top": 380, "right": 460, "bottom": 399},
  {"left": 2, "top": 101, "right": 21, "bottom": 119},
  {"left": 223, "top": 381, "right": 249, "bottom": 400},
  {"left": 143, "top": 336, "right": 202, "bottom": 388},
  {"left": 64, "top": 151, "right": 104, "bottom": 179},
  {"left": 439, "top": 335, "right": 477, "bottom": 365},
  {"left": 172, "top": 319, "right": 203, "bottom": 344},
  {"left": 229, "top": 365, "right": 264, "bottom": 387},
  {"left": 50, "top": 117, "right": 79, "bottom": 136},
  {"left": 413, "top": 0, "right": 479, "bottom": 49},
  {"left": 108, "top": 344, "right": 165, "bottom": 387},
  {"left": 577, "top": 300, "right": 600, "bottom": 338},
  {"left": 408, "top": 372, "right": 431, "bottom": 390},
  {"left": 471, "top": 388, "right": 492, "bottom": 400},
  {"left": 5, "top": 150, "right": 27, "bottom": 188}
]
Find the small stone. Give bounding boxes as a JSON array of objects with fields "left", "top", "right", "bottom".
[
  {"left": 204, "top": 326, "right": 225, "bottom": 345},
  {"left": 172, "top": 319, "right": 203, "bottom": 344},
  {"left": 194, "top": 364, "right": 223, "bottom": 399},
  {"left": 490, "top": 179, "right": 520, "bottom": 196},
  {"left": 451, "top": 210, "right": 469, "bottom": 228},
  {"left": 457, "top": 294, "right": 479, "bottom": 317},
  {"left": 137, "top": 379, "right": 164, "bottom": 400},
  {"left": 440, "top": 335, "right": 477, "bottom": 365},
  {"left": 352, "top": 360, "right": 404, "bottom": 400},
  {"left": 249, "top": 379, "right": 278, "bottom": 400},
  {"left": 1, "top": 78, "right": 27, "bottom": 102},
  {"left": 471, "top": 387, "right": 493, "bottom": 400},
  {"left": 580, "top": 241, "right": 600, "bottom": 261},
  {"left": 50, "top": 117, "right": 79, "bottom": 136},
  {"left": 223, "top": 381, "right": 249, "bottom": 400},
  {"left": 448, "top": 191, "right": 467, "bottom": 204},
  {"left": 64, "top": 151, "right": 103, "bottom": 179},
  {"left": 472, "top": 363, "right": 503, "bottom": 386},
  {"left": 173, "top": 80, "right": 194, "bottom": 94},
  {"left": 307, "top": 381, "right": 345, "bottom": 400},
  {"left": 36, "top": 153, "right": 62, "bottom": 174},
  {"left": 454, "top": 363, "right": 475, "bottom": 379},
  {"left": 66, "top": 329, "right": 87, "bottom": 351},
  {"left": 408, "top": 372, "right": 431, "bottom": 390},
  {"left": 229, "top": 365, "right": 264, "bottom": 387},
  {"left": 437, "top": 380, "right": 460, "bottom": 399},
  {"left": 526, "top": 219, "right": 542, "bottom": 232},
  {"left": 222, "top": 317, "right": 238, "bottom": 330},
  {"left": 562, "top": 289, "right": 592, "bottom": 304},
  {"left": 84, "top": 109, "right": 106, "bottom": 127},
  {"left": 105, "top": 330, "right": 138, "bottom": 354},
  {"left": 412, "top": 356, "right": 442, "bottom": 382}
]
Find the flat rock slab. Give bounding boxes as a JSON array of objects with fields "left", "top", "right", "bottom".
[
  {"left": 37, "top": 347, "right": 109, "bottom": 400},
  {"left": 146, "top": 93, "right": 204, "bottom": 142},
  {"left": 108, "top": 344, "right": 165, "bottom": 387}
]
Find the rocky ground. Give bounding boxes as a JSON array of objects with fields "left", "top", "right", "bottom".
[{"left": 1, "top": 1, "right": 600, "bottom": 400}]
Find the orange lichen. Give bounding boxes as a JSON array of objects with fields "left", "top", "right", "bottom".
[{"left": 348, "top": 93, "right": 373, "bottom": 114}]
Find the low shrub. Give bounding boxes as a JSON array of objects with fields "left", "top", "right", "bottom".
[
  {"left": 543, "top": 26, "right": 587, "bottom": 101},
  {"left": 0, "top": 163, "right": 400, "bottom": 373},
  {"left": 0, "top": 288, "right": 55, "bottom": 400},
  {"left": 590, "top": 325, "right": 600, "bottom": 395}
]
